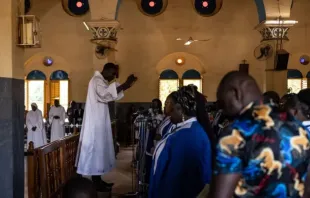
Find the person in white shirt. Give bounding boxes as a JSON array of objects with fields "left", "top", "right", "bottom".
[
  {"left": 26, "top": 103, "right": 47, "bottom": 148},
  {"left": 49, "top": 99, "right": 66, "bottom": 142},
  {"left": 75, "top": 63, "right": 137, "bottom": 192}
]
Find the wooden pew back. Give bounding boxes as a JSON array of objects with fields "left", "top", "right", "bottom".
[
  {"left": 61, "top": 134, "right": 79, "bottom": 182},
  {"left": 27, "top": 134, "right": 80, "bottom": 198},
  {"left": 39, "top": 141, "right": 64, "bottom": 198},
  {"left": 27, "top": 142, "right": 41, "bottom": 198}
]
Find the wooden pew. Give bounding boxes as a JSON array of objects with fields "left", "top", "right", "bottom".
[
  {"left": 27, "top": 133, "right": 80, "bottom": 198},
  {"left": 61, "top": 134, "right": 79, "bottom": 183},
  {"left": 39, "top": 140, "right": 64, "bottom": 198},
  {"left": 27, "top": 142, "right": 41, "bottom": 198}
]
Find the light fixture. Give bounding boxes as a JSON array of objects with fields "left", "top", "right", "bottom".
[
  {"left": 149, "top": 1, "right": 155, "bottom": 7},
  {"left": 43, "top": 56, "right": 53, "bottom": 66},
  {"left": 264, "top": 19, "right": 298, "bottom": 26},
  {"left": 76, "top": 1, "right": 83, "bottom": 8},
  {"left": 175, "top": 57, "right": 185, "bottom": 65},
  {"left": 202, "top": 1, "right": 208, "bottom": 7},
  {"left": 300, "top": 55, "right": 310, "bottom": 65},
  {"left": 83, "top": 22, "right": 89, "bottom": 30}
]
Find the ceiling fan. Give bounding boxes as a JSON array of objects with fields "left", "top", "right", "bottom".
[{"left": 176, "top": 37, "right": 211, "bottom": 46}]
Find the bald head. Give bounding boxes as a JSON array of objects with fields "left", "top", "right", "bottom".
[{"left": 217, "top": 71, "right": 261, "bottom": 117}]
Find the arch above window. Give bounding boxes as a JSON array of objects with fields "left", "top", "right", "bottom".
[
  {"left": 287, "top": 69, "right": 303, "bottom": 79},
  {"left": 50, "top": 70, "right": 69, "bottom": 80},
  {"left": 182, "top": 69, "right": 201, "bottom": 79},
  {"left": 160, "top": 69, "right": 178, "bottom": 79},
  {"left": 26, "top": 70, "right": 46, "bottom": 80}
]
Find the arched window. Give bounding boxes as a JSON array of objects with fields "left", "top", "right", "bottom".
[
  {"left": 159, "top": 70, "right": 179, "bottom": 104},
  {"left": 50, "top": 70, "right": 69, "bottom": 111},
  {"left": 25, "top": 70, "right": 46, "bottom": 115},
  {"left": 182, "top": 69, "right": 202, "bottom": 92},
  {"left": 287, "top": 69, "right": 306, "bottom": 93}
]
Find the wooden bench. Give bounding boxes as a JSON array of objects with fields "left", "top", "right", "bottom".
[{"left": 27, "top": 133, "right": 80, "bottom": 198}]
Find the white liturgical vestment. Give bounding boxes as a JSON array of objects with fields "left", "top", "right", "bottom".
[
  {"left": 49, "top": 105, "right": 66, "bottom": 142},
  {"left": 26, "top": 109, "right": 47, "bottom": 148},
  {"left": 76, "top": 71, "right": 124, "bottom": 175}
]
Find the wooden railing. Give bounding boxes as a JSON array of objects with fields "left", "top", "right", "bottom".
[
  {"left": 26, "top": 120, "right": 117, "bottom": 198},
  {"left": 27, "top": 133, "right": 80, "bottom": 198}
]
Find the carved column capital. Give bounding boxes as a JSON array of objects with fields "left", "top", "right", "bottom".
[
  {"left": 255, "top": 20, "right": 297, "bottom": 42},
  {"left": 85, "top": 20, "right": 120, "bottom": 45},
  {"left": 85, "top": 20, "right": 120, "bottom": 59}
]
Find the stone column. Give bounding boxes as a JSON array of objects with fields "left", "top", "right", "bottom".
[
  {"left": 0, "top": 0, "right": 25, "bottom": 197},
  {"left": 255, "top": 21, "right": 295, "bottom": 95},
  {"left": 85, "top": 20, "right": 120, "bottom": 71}
]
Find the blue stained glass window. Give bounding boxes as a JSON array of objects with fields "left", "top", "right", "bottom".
[
  {"left": 26, "top": 70, "right": 46, "bottom": 80},
  {"left": 287, "top": 69, "right": 303, "bottom": 79},
  {"left": 160, "top": 70, "right": 178, "bottom": 79},
  {"left": 182, "top": 69, "right": 201, "bottom": 79},
  {"left": 50, "top": 70, "right": 69, "bottom": 80}
]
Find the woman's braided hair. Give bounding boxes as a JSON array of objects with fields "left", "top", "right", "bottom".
[{"left": 174, "top": 85, "right": 197, "bottom": 117}]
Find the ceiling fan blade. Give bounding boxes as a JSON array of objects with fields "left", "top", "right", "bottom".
[
  {"left": 176, "top": 38, "right": 183, "bottom": 41},
  {"left": 198, "top": 39, "right": 211, "bottom": 41},
  {"left": 184, "top": 41, "right": 191, "bottom": 45}
]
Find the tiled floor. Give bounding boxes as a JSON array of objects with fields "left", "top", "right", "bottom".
[{"left": 24, "top": 147, "right": 134, "bottom": 198}]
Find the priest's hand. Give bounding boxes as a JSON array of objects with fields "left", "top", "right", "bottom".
[{"left": 125, "top": 74, "right": 137, "bottom": 88}]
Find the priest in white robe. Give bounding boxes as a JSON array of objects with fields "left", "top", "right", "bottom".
[
  {"left": 49, "top": 99, "right": 66, "bottom": 142},
  {"left": 26, "top": 103, "right": 47, "bottom": 148},
  {"left": 75, "top": 63, "right": 137, "bottom": 191}
]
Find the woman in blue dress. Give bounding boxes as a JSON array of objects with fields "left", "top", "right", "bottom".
[{"left": 149, "top": 86, "right": 212, "bottom": 198}]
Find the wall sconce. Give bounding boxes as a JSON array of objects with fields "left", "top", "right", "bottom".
[
  {"left": 176, "top": 57, "right": 185, "bottom": 66},
  {"left": 43, "top": 56, "right": 53, "bottom": 66},
  {"left": 300, "top": 55, "right": 310, "bottom": 65}
]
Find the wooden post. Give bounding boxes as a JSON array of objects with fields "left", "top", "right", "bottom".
[
  {"left": 27, "top": 142, "right": 35, "bottom": 198},
  {"left": 73, "top": 126, "right": 78, "bottom": 134}
]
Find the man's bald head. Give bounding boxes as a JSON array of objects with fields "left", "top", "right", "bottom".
[{"left": 217, "top": 71, "right": 262, "bottom": 117}]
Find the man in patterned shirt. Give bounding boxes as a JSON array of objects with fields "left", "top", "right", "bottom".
[{"left": 208, "top": 71, "right": 310, "bottom": 198}]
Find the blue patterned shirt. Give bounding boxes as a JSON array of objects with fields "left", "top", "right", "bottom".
[{"left": 215, "top": 103, "right": 310, "bottom": 197}]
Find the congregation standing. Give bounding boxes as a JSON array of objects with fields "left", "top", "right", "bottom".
[
  {"left": 25, "top": 99, "right": 85, "bottom": 149},
  {"left": 72, "top": 63, "right": 310, "bottom": 198},
  {"left": 24, "top": 62, "right": 310, "bottom": 198}
]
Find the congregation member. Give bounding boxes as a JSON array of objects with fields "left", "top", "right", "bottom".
[
  {"left": 284, "top": 89, "right": 310, "bottom": 131},
  {"left": 144, "top": 98, "right": 164, "bottom": 183},
  {"left": 76, "top": 103, "right": 84, "bottom": 125},
  {"left": 26, "top": 103, "right": 47, "bottom": 148},
  {"left": 190, "top": 85, "right": 215, "bottom": 151},
  {"left": 75, "top": 63, "right": 137, "bottom": 192},
  {"left": 209, "top": 71, "right": 310, "bottom": 198},
  {"left": 263, "top": 91, "right": 280, "bottom": 105},
  {"left": 149, "top": 86, "right": 212, "bottom": 198},
  {"left": 24, "top": 105, "right": 28, "bottom": 132},
  {"left": 49, "top": 99, "right": 66, "bottom": 142},
  {"left": 67, "top": 100, "right": 77, "bottom": 124},
  {"left": 155, "top": 92, "right": 176, "bottom": 138}
]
